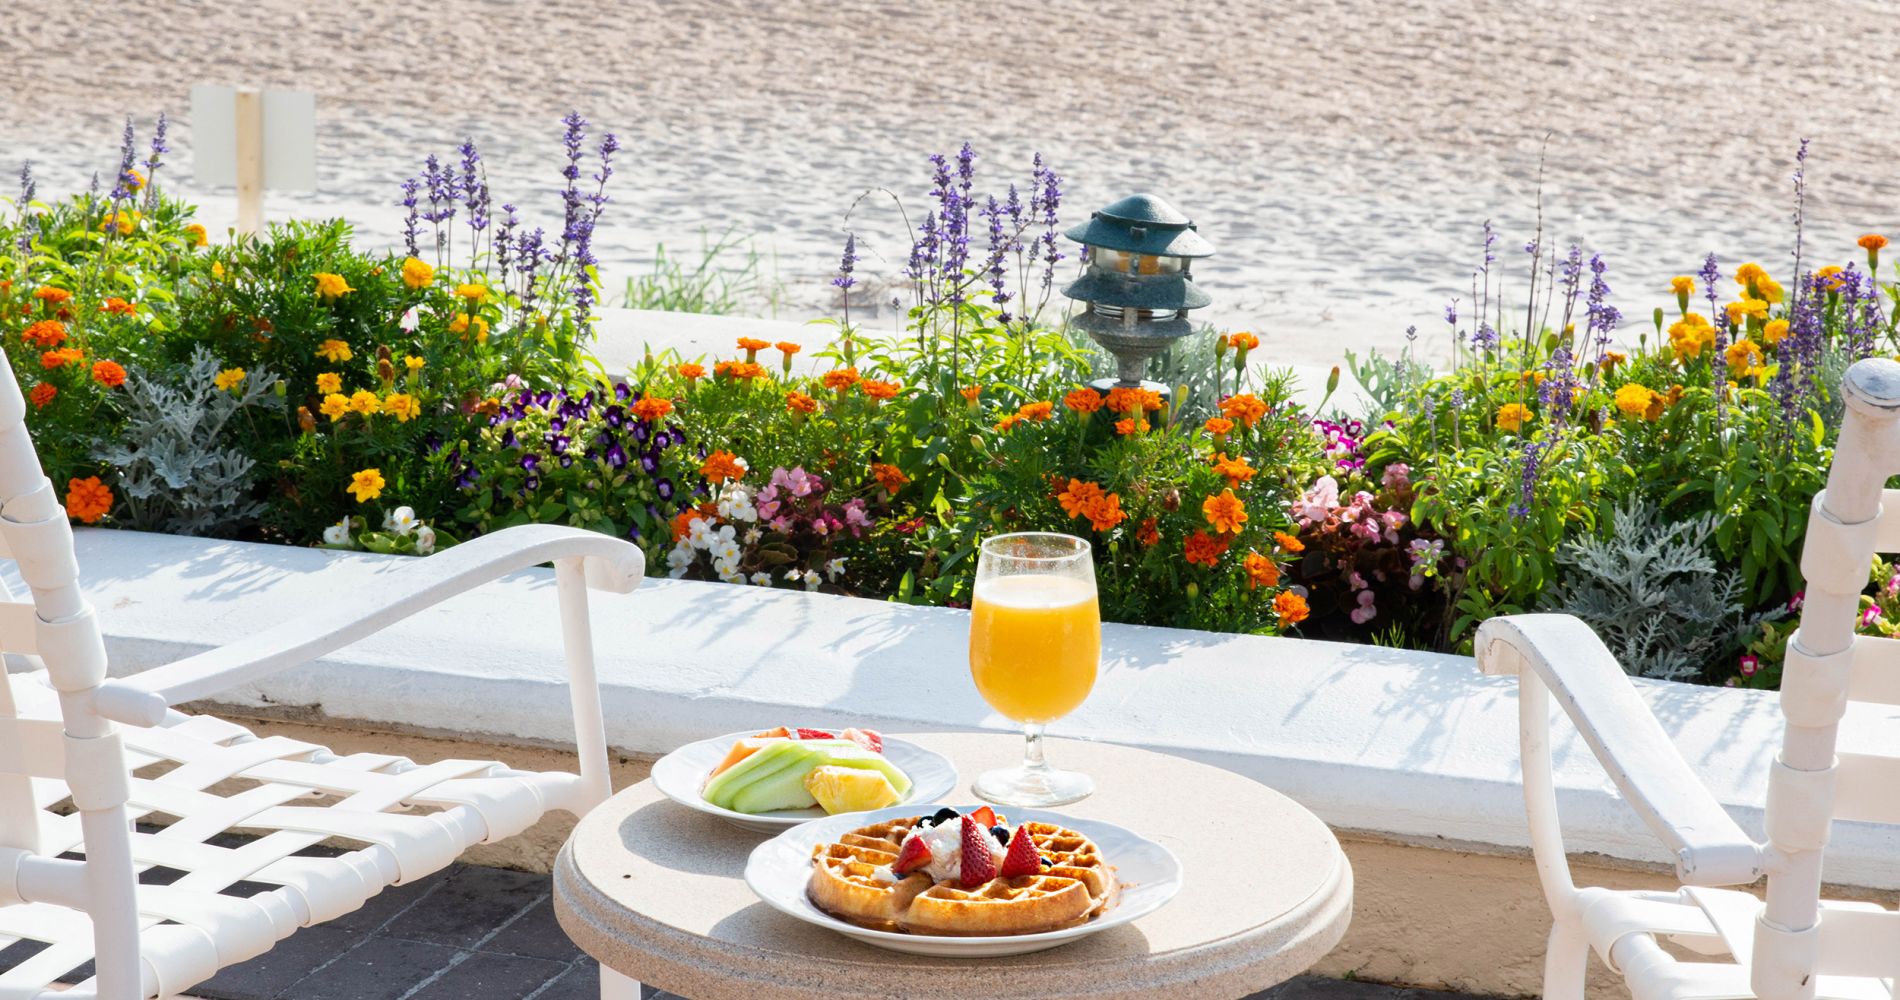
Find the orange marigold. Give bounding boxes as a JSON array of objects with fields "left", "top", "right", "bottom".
[
  {"left": 32, "top": 286, "right": 72, "bottom": 305},
  {"left": 65, "top": 476, "right": 112, "bottom": 524},
  {"left": 22, "top": 319, "right": 67, "bottom": 348},
  {"left": 729, "top": 361, "right": 768, "bottom": 379},
  {"left": 1274, "top": 530, "right": 1305, "bottom": 553},
  {"left": 736, "top": 336, "right": 771, "bottom": 353},
  {"left": 1114, "top": 417, "right": 1147, "bottom": 436},
  {"left": 861, "top": 379, "right": 901, "bottom": 400},
  {"left": 959, "top": 384, "right": 982, "bottom": 401},
  {"left": 775, "top": 341, "right": 801, "bottom": 356},
  {"left": 27, "top": 383, "right": 56, "bottom": 408},
  {"left": 1244, "top": 551, "right": 1280, "bottom": 589},
  {"left": 1083, "top": 491, "right": 1127, "bottom": 532},
  {"left": 1063, "top": 388, "right": 1102, "bottom": 414},
  {"left": 631, "top": 396, "right": 674, "bottom": 422},
  {"left": 1211, "top": 452, "right": 1255, "bottom": 487},
  {"left": 1017, "top": 400, "right": 1054, "bottom": 422},
  {"left": 677, "top": 362, "right": 706, "bottom": 380},
  {"left": 670, "top": 504, "right": 718, "bottom": 541},
  {"left": 1056, "top": 478, "right": 1106, "bottom": 518},
  {"left": 90, "top": 361, "right": 127, "bottom": 388},
  {"left": 822, "top": 367, "right": 861, "bottom": 391},
  {"left": 1103, "top": 386, "right": 1146, "bottom": 414},
  {"left": 1218, "top": 393, "right": 1268, "bottom": 428},
  {"left": 100, "top": 297, "right": 136, "bottom": 315},
  {"left": 994, "top": 414, "right": 1023, "bottom": 432},
  {"left": 1135, "top": 517, "right": 1160, "bottom": 547},
  {"left": 1274, "top": 590, "right": 1310, "bottom": 625},
  {"left": 785, "top": 390, "right": 820, "bottom": 414},
  {"left": 700, "top": 450, "right": 748, "bottom": 485},
  {"left": 1183, "top": 530, "right": 1230, "bottom": 568},
  {"left": 1203, "top": 489, "right": 1248, "bottom": 534},
  {"left": 1227, "top": 331, "right": 1260, "bottom": 351},
  {"left": 1859, "top": 234, "right": 1889, "bottom": 252},
  {"left": 872, "top": 463, "right": 910, "bottom": 493},
  {"left": 40, "top": 347, "right": 83, "bottom": 370},
  {"left": 1204, "top": 417, "right": 1235, "bottom": 436}
]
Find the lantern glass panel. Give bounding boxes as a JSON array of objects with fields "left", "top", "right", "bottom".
[{"left": 1090, "top": 247, "right": 1184, "bottom": 276}]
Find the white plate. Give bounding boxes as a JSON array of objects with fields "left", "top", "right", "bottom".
[
  {"left": 651, "top": 731, "right": 958, "bottom": 834},
  {"left": 743, "top": 804, "right": 1184, "bottom": 957}
]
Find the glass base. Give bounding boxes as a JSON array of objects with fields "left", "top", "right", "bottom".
[{"left": 972, "top": 763, "right": 1095, "bottom": 808}]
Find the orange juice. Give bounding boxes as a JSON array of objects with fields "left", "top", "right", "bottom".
[{"left": 968, "top": 575, "right": 1100, "bottom": 723}]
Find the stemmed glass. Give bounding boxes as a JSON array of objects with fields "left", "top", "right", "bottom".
[{"left": 967, "top": 532, "right": 1100, "bottom": 807}]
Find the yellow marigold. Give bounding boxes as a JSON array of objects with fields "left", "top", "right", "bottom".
[
  {"left": 677, "top": 362, "right": 706, "bottom": 381},
  {"left": 1816, "top": 264, "right": 1844, "bottom": 290},
  {"left": 700, "top": 450, "right": 748, "bottom": 485},
  {"left": 1218, "top": 393, "right": 1268, "bottom": 428},
  {"left": 90, "top": 361, "right": 126, "bottom": 388},
  {"left": 349, "top": 389, "right": 381, "bottom": 415},
  {"left": 1725, "top": 338, "right": 1762, "bottom": 373},
  {"left": 860, "top": 379, "right": 901, "bottom": 401},
  {"left": 1204, "top": 417, "right": 1235, "bottom": 436},
  {"left": 1063, "top": 388, "right": 1103, "bottom": 413},
  {"left": 1599, "top": 351, "right": 1627, "bottom": 371},
  {"left": 404, "top": 355, "right": 426, "bottom": 372},
  {"left": 632, "top": 396, "right": 674, "bottom": 422},
  {"left": 22, "top": 319, "right": 67, "bottom": 347},
  {"left": 313, "top": 272, "right": 354, "bottom": 300},
  {"left": 821, "top": 367, "right": 861, "bottom": 391},
  {"left": 1669, "top": 275, "right": 1697, "bottom": 296},
  {"left": 448, "top": 314, "right": 490, "bottom": 343},
  {"left": 1274, "top": 530, "right": 1305, "bottom": 553},
  {"left": 1668, "top": 314, "right": 1715, "bottom": 359},
  {"left": 959, "top": 384, "right": 981, "bottom": 401},
  {"left": 1734, "top": 262, "right": 1767, "bottom": 288},
  {"left": 785, "top": 390, "right": 820, "bottom": 414},
  {"left": 126, "top": 168, "right": 145, "bottom": 192},
  {"left": 872, "top": 463, "right": 909, "bottom": 493},
  {"left": 347, "top": 468, "right": 385, "bottom": 503},
  {"left": 317, "top": 339, "right": 353, "bottom": 362},
  {"left": 382, "top": 393, "right": 421, "bottom": 422},
  {"left": 1183, "top": 530, "right": 1230, "bottom": 568},
  {"left": 1211, "top": 452, "right": 1256, "bottom": 487},
  {"left": 1763, "top": 318, "right": 1789, "bottom": 344},
  {"left": 454, "top": 282, "right": 488, "bottom": 304},
  {"left": 315, "top": 372, "right": 343, "bottom": 394},
  {"left": 1244, "top": 551, "right": 1281, "bottom": 590},
  {"left": 401, "top": 257, "right": 435, "bottom": 289},
  {"left": 66, "top": 476, "right": 113, "bottom": 524},
  {"left": 1203, "top": 488, "right": 1248, "bottom": 534},
  {"left": 1496, "top": 402, "right": 1531, "bottom": 433},
  {"left": 1227, "top": 331, "right": 1260, "bottom": 351},
  {"left": 184, "top": 223, "right": 208, "bottom": 247},
  {"left": 1274, "top": 590, "right": 1310, "bottom": 625},
  {"left": 1859, "top": 234, "right": 1889, "bottom": 252},
  {"left": 1612, "top": 382, "right": 1656, "bottom": 418},
  {"left": 1756, "top": 276, "right": 1784, "bottom": 304},
  {"left": 213, "top": 367, "right": 246, "bottom": 391},
  {"left": 1057, "top": 479, "right": 1106, "bottom": 519},
  {"left": 1725, "top": 298, "right": 1768, "bottom": 325},
  {"left": 320, "top": 393, "right": 350, "bottom": 420},
  {"left": 1017, "top": 400, "right": 1054, "bottom": 422}
]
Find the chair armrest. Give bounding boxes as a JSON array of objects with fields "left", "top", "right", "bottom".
[
  {"left": 93, "top": 523, "right": 643, "bottom": 727},
  {"left": 1475, "top": 613, "right": 1764, "bottom": 886}
]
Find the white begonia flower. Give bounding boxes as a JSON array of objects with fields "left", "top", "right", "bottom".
[
  {"left": 825, "top": 557, "right": 847, "bottom": 581},
  {"left": 415, "top": 525, "right": 437, "bottom": 555},
  {"left": 686, "top": 517, "right": 716, "bottom": 550},
  {"left": 749, "top": 571, "right": 772, "bottom": 586},
  {"left": 400, "top": 307, "right": 420, "bottom": 332},
  {"left": 384, "top": 506, "right": 418, "bottom": 535},
  {"left": 666, "top": 542, "right": 696, "bottom": 579},
  {"left": 710, "top": 538, "right": 741, "bottom": 566},
  {"left": 743, "top": 527, "right": 763, "bottom": 545},
  {"left": 322, "top": 518, "right": 353, "bottom": 547},
  {"left": 801, "top": 569, "right": 822, "bottom": 591}
]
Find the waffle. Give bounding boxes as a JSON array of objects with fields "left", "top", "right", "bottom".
[{"left": 807, "top": 816, "right": 1118, "bottom": 936}]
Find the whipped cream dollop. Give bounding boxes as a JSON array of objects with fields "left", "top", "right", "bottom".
[{"left": 905, "top": 818, "right": 1005, "bottom": 884}]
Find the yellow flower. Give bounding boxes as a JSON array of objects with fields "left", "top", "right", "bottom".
[
  {"left": 1725, "top": 298, "right": 1768, "bottom": 325},
  {"left": 400, "top": 257, "right": 435, "bottom": 289},
  {"left": 347, "top": 468, "right": 385, "bottom": 503},
  {"left": 1734, "top": 262, "right": 1766, "bottom": 287},
  {"left": 1755, "top": 275, "right": 1784, "bottom": 304},
  {"left": 1668, "top": 313, "right": 1715, "bottom": 360},
  {"left": 211, "top": 260, "right": 225, "bottom": 280},
  {"left": 1816, "top": 265, "right": 1846, "bottom": 291},
  {"left": 316, "top": 371, "right": 343, "bottom": 394},
  {"left": 349, "top": 389, "right": 381, "bottom": 415},
  {"left": 317, "top": 339, "right": 353, "bottom": 362},
  {"left": 320, "top": 393, "right": 350, "bottom": 421},
  {"left": 448, "top": 314, "right": 490, "bottom": 343},
  {"left": 184, "top": 223, "right": 208, "bottom": 247},
  {"left": 403, "top": 355, "right": 425, "bottom": 373},
  {"left": 382, "top": 392, "right": 421, "bottom": 422},
  {"left": 313, "top": 272, "right": 354, "bottom": 300},
  {"left": 454, "top": 282, "right": 488, "bottom": 304},
  {"left": 1613, "top": 382, "right": 1656, "bottom": 419},
  {"left": 1669, "top": 275, "right": 1697, "bottom": 296},
  {"left": 213, "top": 367, "right": 246, "bottom": 391},
  {"left": 1763, "top": 318, "right": 1789, "bottom": 344},
  {"left": 1496, "top": 403, "right": 1531, "bottom": 433},
  {"left": 1725, "top": 338, "right": 1762, "bottom": 373}
]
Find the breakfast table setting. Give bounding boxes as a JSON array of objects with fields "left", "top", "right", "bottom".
[{"left": 552, "top": 533, "right": 1355, "bottom": 999}]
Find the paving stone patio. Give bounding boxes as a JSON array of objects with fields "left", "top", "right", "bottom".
[{"left": 164, "top": 861, "right": 1477, "bottom": 1000}]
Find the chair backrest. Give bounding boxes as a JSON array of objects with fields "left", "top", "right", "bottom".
[{"left": 1759, "top": 357, "right": 1900, "bottom": 994}]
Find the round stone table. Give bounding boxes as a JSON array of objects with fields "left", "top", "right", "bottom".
[{"left": 554, "top": 733, "right": 1352, "bottom": 1000}]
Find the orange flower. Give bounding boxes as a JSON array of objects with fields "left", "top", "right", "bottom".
[
  {"left": 1219, "top": 394, "right": 1268, "bottom": 428},
  {"left": 1859, "top": 234, "right": 1888, "bottom": 252},
  {"left": 631, "top": 396, "right": 674, "bottom": 422},
  {"left": 872, "top": 463, "right": 910, "bottom": 493},
  {"left": 1243, "top": 551, "right": 1280, "bottom": 589},
  {"left": 1227, "top": 331, "right": 1260, "bottom": 351},
  {"left": 736, "top": 336, "right": 771, "bottom": 356},
  {"left": 1103, "top": 386, "right": 1155, "bottom": 414},
  {"left": 671, "top": 504, "right": 718, "bottom": 541},
  {"left": 1136, "top": 517, "right": 1160, "bottom": 547},
  {"left": 785, "top": 390, "right": 820, "bottom": 414},
  {"left": 22, "top": 319, "right": 67, "bottom": 348},
  {"left": 700, "top": 450, "right": 748, "bottom": 485},
  {"left": 775, "top": 341, "right": 801, "bottom": 356},
  {"left": 65, "top": 476, "right": 112, "bottom": 524},
  {"left": 1204, "top": 417, "right": 1235, "bottom": 436},
  {"left": 861, "top": 379, "right": 901, "bottom": 401},
  {"left": 1017, "top": 400, "right": 1054, "bottom": 422},
  {"left": 100, "top": 297, "right": 136, "bottom": 315},
  {"left": 32, "top": 286, "right": 72, "bottom": 305},
  {"left": 1274, "top": 530, "right": 1305, "bottom": 553},
  {"left": 1114, "top": 417, "right": 1147, "bottom": 436},
  {"left": 822, "top": 367, "right": 862, "bottom": 391},
  {"left": 1210, "top": 452, "right": 1255, "bottom": 487},
  {"left": 27, "top": 383, "right": 56, "bottom": 408},
  {"left": 1203, "top": 489, "right": 1248, "bottom": 534},
  {"left": 1057, "top": 478, "right": 1106, "bottom": 518},
  {"left": 39, "top": 347, "right": 83, "bottom": 370},
  {"left": 90, "top": 361, "right": 127, "bottom": 388},
  {"left": 1274, "top": 590, "right": 1310, "bottom": 625},
  {"left": 994, "top": 414, "right": 1023, "bottom": 432},
  {"left": 1083, "top": 491, "right": 1127, "bottom": 532},
  {"left": 959, "top": 384, "right": 982, "bottom": 402},
  {"left": 1183, "top": 530, "right": 1230, "bottom": 567},
  {"left": 712, "top": 360, "right": 738, "bottom": 378},
  {"left": 677, "top": 362, "right": 706, "bottom": 381},
  {"left": 731, "top": 361, "right": 768, "bottom": 379},
  {"left": 1063, "top": 388, "right": 1102, "bottom": 413}
]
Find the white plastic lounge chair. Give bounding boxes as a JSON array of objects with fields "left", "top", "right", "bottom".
[
  {"left": 0, "top": 355, "right": 645, "bottom": 998},
  {"left": 1476, "top": 356, "right": 1900, "bottom": 999}
]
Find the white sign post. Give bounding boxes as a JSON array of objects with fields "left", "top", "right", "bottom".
[{"left": 190, "top": 85, "right": 317, "bottom": 237}]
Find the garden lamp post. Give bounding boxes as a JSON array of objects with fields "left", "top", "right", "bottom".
[{"left": 1061, "top": 193, "right": 1215, "bottom": 397}]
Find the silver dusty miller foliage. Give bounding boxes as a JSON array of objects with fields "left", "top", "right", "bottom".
[
  {"left": 93, "top": 347, "right": 282, "bottom": 537},
  {"left": 1542, "top": 499, "right": 1775, "bottom": 681}
]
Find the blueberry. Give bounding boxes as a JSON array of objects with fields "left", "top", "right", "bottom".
[
  {"left": 990, "top": 825, "right": 1009, "bottom": 845},
  {"left": 929, "top": 807, "right": 959, "bottom": 827},
  {"left": 1040, "top": 856, "right": 1053, "bottom": 867}
]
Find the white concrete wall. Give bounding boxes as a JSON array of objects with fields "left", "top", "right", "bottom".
[{"left": 36, "top": 529, "right": 1900, "bottom": 891}]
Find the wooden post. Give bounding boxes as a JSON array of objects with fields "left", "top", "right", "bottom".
[{"left": 233, "top": 88, "right": 264, "bottom": 237}]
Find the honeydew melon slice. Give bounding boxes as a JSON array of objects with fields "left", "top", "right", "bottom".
[{"left": 701, "top": 739, "right": 857, "bottom": 809}]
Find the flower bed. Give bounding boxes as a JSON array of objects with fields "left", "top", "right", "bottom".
[{"left": 4, "top": 122, "right": 1894, "bottom": 686}]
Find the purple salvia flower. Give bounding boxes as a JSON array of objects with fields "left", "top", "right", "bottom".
[
  {"left": 140, "top": 113, "right": 169, "bottom": 213},
  {"left": 495, "top": 202, "right": 518, "bottom": 283},
  {"left": 832, "top": 231, "right": 858, "bottom": 291},
  {"left": 1509, "top": 441, "right": 1547, "bottom": 520},
  {"left": 1583, "top": 253, "right": 1620, "bottom": 369},
  {"left": 398, "top": 176, "right": 421, "bottom": 257},
  {"left": 982, "top": 195, "right": 1011, "bottom": 322},
  {"left": 458, "top": 138, "right": 489, "bottom": 235}
]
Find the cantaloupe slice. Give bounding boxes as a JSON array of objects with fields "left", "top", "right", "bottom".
[{"left": 708, "top": 736, "right": 781, "bottom": 779}]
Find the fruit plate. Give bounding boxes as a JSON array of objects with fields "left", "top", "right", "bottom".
[
  {"left": 651, "top": 732, "right": 957, "bottom": 834},
  {"left": 743, "top": 804, "right": 1183, "bottom": 957}
]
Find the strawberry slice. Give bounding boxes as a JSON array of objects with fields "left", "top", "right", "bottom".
[
  {"left": 999, "top": 826, "right": 1041, "bottom": 878},
  {"left": 891, "top": 835, "right": 932, "bottom": 875},
  {"left": 841, "top": 727, "right": 883, "bottom": 753},
  {"left": 795, "top": 727, "right": 836, "bottom": 740},
  {"left": 959, "top": 816, "right": 997, "bottom": 886},
  {"left": 969, "top": 806, "right": 998, "bottom": 828}
]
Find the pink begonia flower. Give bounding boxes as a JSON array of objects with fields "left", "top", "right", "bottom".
[
  {"left": 844, "top": 500, "right": 872, "bottom": 532},
  {"left": 786, "top": 468, "right": 816, "bottom": 497},
  {"left": 1382, "top": 463, "right": 1411, "bottom": 490},
  {"left": 1350, "top": 589, "right": 1378, "bottom": 625},
  {"left": 1863, "top": 606, "right": 1883, "bottom": 628},
  {"left": 1788, "top": 591, "right": 1805, "bottom": 611},
  {"left": 504, "top": 373, "right": 523, "bottom": 389},
  {"left": 769, "top": 515, "right": 794, "bottom": 533},
  {"left": 1350, "top": 518, "right": 1381, "bottom": 542},
  {"left": 1291, "top": 476, "right": 1340, "bottom": 525},
  {"left": 1348, "top": 571, "right": 1367, "bottom": 590}
]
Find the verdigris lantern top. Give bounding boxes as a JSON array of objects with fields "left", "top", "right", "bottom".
[{"left": 1062, "top": 193, "right": 1215, "bottom": 391}]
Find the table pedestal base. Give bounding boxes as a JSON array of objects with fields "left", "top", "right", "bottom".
[{"left": 600, "top": 965, "right": 642, "bottom": 999}]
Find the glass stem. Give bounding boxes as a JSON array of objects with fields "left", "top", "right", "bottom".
[{"left": 1022, "top": 723, "right": 1048, "bottom": 772}]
